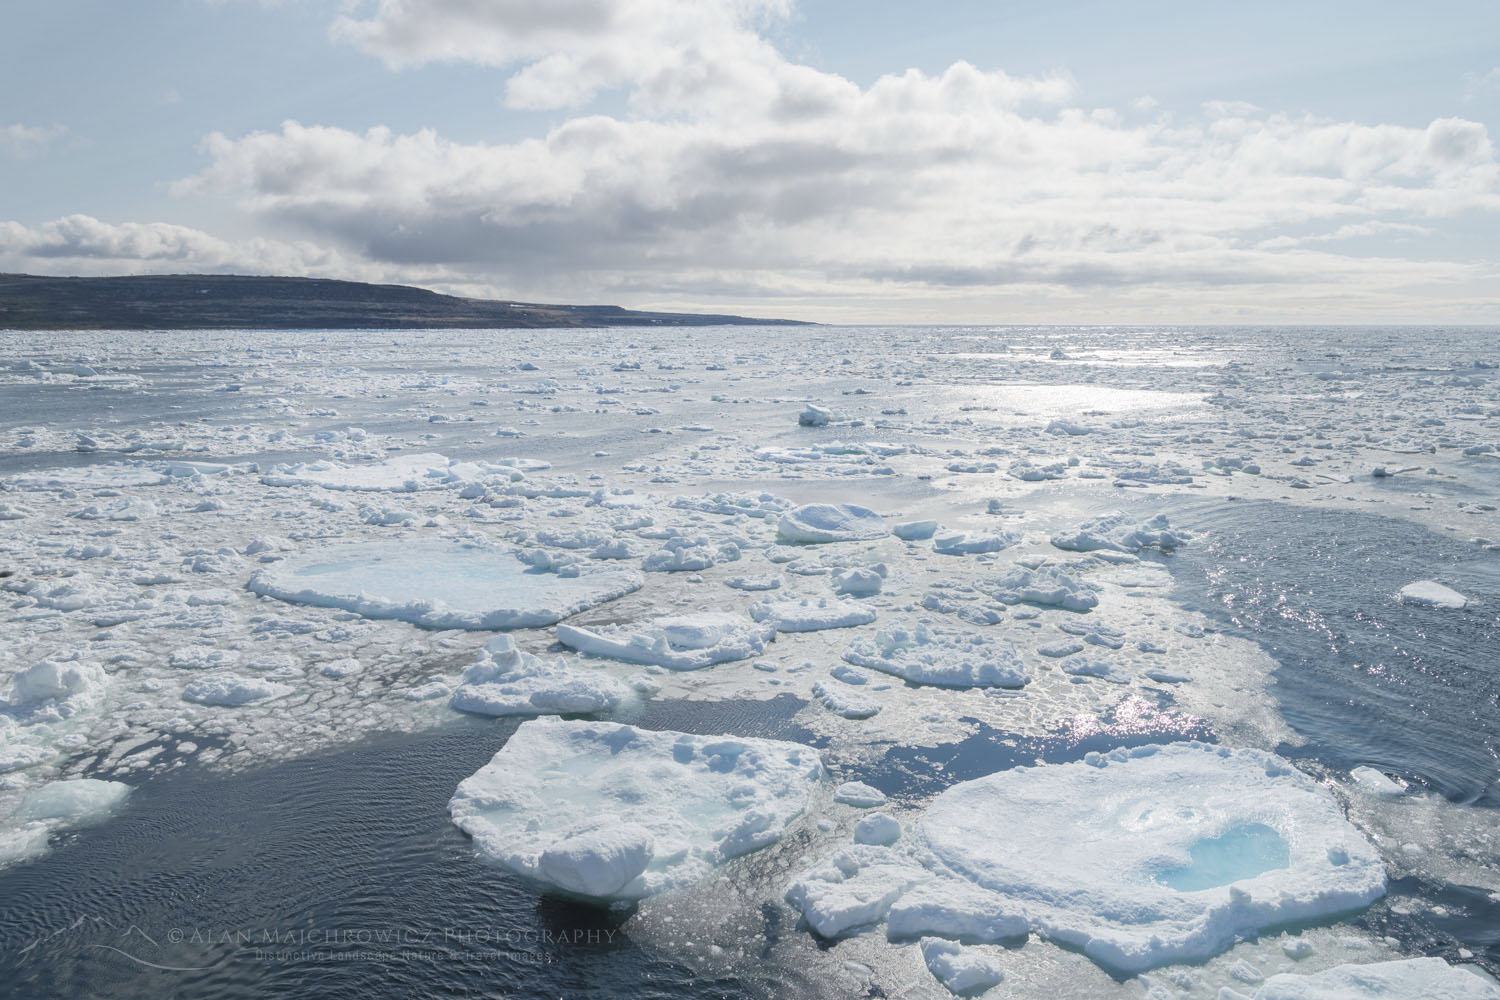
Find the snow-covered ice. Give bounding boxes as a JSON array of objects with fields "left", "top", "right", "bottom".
[
  {"left": 448, "top": 718, "right": 823, "bottom": 901},
  {"left": 557, "top": 613, "right": 774, "bottom": 670}
]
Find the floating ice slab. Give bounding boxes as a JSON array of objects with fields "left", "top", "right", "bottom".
[
  {"left": 449, "top": 636, "right": 629, "bottom": 717},
  {"left": 449, "top": 718, "right": 823, "bottom": 901},
  {"left": 248, "top": 542, "right": 643, "bottom": 630},
  {"left": 557, "top": 613, "right": 773, "bottom": 670},
  {"left": 1251, "top": 958, "right": 1500, "bottom": 999},
  {"left": 262, "top": 452, "right": 542, "bottom": 492},
  {"left": 750, "top": 596, "right": 877, "bottom": 632},
  {"left": 914, "top": 744, "right": 1385, "bottom": 973},
  {"left": 1398, "top": 580, "right": 1468, "bottom": 609},
  {"left": 844, "top": 623, "right": 1029, "bottom": 689},
  {"left": 778, "top": 504, "right": 887, "bottom": 544}
]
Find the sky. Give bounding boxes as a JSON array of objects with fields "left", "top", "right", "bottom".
[{"left": 2, "top": 0, "right": 1498, "bottom": 324}]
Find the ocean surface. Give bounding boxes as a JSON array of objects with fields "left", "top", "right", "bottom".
[{"left": 2, "top": 324, "right": 1497, "bottom": 998}]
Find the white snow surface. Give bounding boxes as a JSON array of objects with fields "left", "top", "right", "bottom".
[{"left": 448, "top": 718, "right": 823, "bottom": 900}]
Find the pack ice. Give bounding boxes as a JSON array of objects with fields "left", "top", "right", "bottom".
[
  {"left": 247, "top": 541, "right": 643, "bottom": 629},
  {"left": 786, "top": 743, "right": 1385, "bottom": 974},
  {"left": 449, "top": 719, "right": 823, "bottom": 901}
]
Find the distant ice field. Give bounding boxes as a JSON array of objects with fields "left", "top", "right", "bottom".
[{"left": 2, "top": 324, "right": 1498, "bottom": 998}]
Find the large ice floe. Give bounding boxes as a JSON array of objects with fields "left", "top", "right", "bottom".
[
  {"left": 843, "top": 622, "right": 1029, "bottom": 688},
  {"left": 448, "top": 636, "right": 630, "bottom": 717},
  {"left": 786, "top": 743, "right": 1386, "bottom": 974},
  {"left": 1246, "top": 958, "right": 1500, "bottom": 999},
  {"left": 448, "top": 719, "right": 823, "bottom": 901},
  {"left": 247, "top": 541, "right": 643, "bottom": 629},
  {"left": 777, "top": 503, "right": 887, "bottom": 544}
]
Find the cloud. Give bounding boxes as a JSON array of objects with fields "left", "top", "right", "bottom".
[
  {"left": 1, "top": 123, "right": 67, "bottom": 158},
  {"left": 9, "top": 0, "right": 1500, "bottom": 321}
]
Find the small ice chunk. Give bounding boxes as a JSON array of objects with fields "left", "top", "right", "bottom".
[
  {"left": 1349, "top": 766, "right": 1406, "bottom": 797},
  {"left": 1398, "top": 581, "right": 1468, "bottom": 609},
  {"left": 799, "top": 404, "right": 833, "bottom": 426},
  {"left": 854, "top": 813, "right": 902, "bottom": 846},
  {"left": 832, "top": 567, "right": 885, "bottom": 596},
  {"left": 834, "top": 782, "right": 888, "bottom": 808},
  {"left": 778, "top": 504, "right": 887, "bottom": 544},
  {"left": 449, "top": 719, "right": 823, "bottom": 901},
  {"left": 813, "top": 680, "right": 883, "bottom": 719},
  {"left": 919, "top": 938, "right": 1006, "bottom": 996},
  {"left": 893, "top": 520, "right": 939, "bottom": 541},
  {"left": 932, "top": 530, "right": 1018, "bottom": 556}
]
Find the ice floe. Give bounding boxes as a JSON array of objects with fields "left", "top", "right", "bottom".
[
  {"left": 843, "top": 623, "right": 1029, "bottom": 688},
  {"left": 557, "top": 613, "right": 773, "bottom": 670},
  {"left": 248, "top": 541, "right": 643, "bottom": 629},
  {"left": 777, "top": 503, "right": 887, "bottom": 544},
  {"left": 750, "top": 596, "right": 877, "bottom": 632},
  {"left": 786, "top": 743, "right": 1386, "bottom": 974},
  {"left": 448, "top": 636, "right": 630, "bottom": 717},
  {"left": 449, "top": 718, "right": 823, "bottom": 901},
  {"left": 1398, "top": 580, "right": 1468, "bottom": 609}
]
